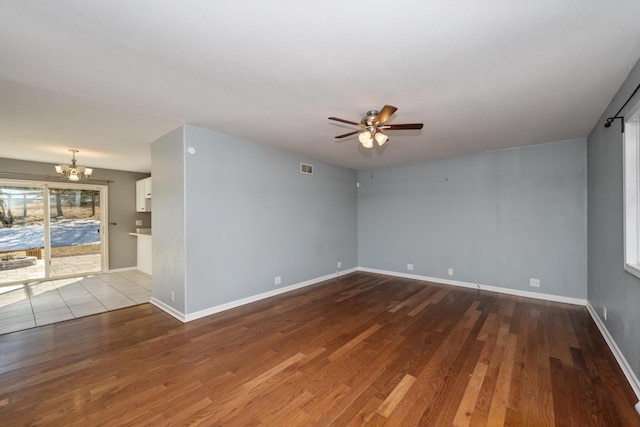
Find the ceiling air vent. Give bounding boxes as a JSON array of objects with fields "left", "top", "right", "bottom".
[{"left": 300, "top": 163, "right": 313, "bottom": 175}]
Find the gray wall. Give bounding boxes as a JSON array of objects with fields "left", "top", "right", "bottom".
[
  {"left": 182, "top": 125, "right": 357, "bottom": 313},
  {"left": 588, "top": 58, "right": 640, "bottom": 378},
  {"left": 0, "top": 157, "right": 149, "bottom": 269},
  {"left": 150, "top": 126, "right": 186, "bottom": 313},
  {"left": 358, "top": 139, "right": 587, "bottom": 298}
]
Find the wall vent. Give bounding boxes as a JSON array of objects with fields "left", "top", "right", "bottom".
[{"left": 300, "top": 163, "right": 313, "bottom": 175}]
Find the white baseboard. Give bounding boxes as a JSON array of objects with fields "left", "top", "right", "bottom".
[
  {"left": 184, "top": 268, "right": 357, "bottom": 322},
  {"left": 357, "top": 267, "right": 587, "bottom": 306},
  {"left": 108, "top": 266, "right": 138, "bottom": 273},
  {"left": 151, "top": 266, "right": 584, "bottom": 320},
  {"left": 149, "top": 268, "right": 358, "bottom": 323},
  {"left": 150, "top": 297, "right": 186, "bottom": 322},
  {"left": 586, "top": 302, "right": 640, "bottom": 401}
]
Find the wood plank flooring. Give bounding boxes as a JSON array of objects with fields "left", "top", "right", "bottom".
[{"left": 0, "top": 272, "right": 638, "bottom": 426}]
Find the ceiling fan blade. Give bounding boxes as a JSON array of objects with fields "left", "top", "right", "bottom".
[
  {"left": 334, "top": 130, "right": 360, "bottom": 139},
  {"left": 381, "top": 123, "right": 424, "bottom": 130},
  {"left": 328, "top": 117, "right": 363, "bottom": 126},
  {"left": 374, "top": 105, "right": 398, "bottom": 126}
]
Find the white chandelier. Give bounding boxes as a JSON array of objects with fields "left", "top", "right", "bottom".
[{"left": 55, "top": 149, "right": 93, "bottom": 181}]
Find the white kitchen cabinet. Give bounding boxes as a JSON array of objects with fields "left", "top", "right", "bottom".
[
  {"left": 144, "top": 177, "right": 152, "bottom": 198},
  {"left": 136, "top": 177, "right": 152, "bottom": 212}
]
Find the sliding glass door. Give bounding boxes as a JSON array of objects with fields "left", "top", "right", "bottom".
[
  {"left": 49, "top": 187, "right": 103, "bottom": 278},
  {"left": 0, "top": 180, "right": 107, "bottom": 286}
]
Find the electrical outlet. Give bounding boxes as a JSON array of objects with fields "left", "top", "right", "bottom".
[
  {"left": 337, "top": 261, "right": 342, "bottom": 268},
  {"left": 603, "top": 306, "right": 607, "bottom": 321},
  {"left": 275, "top": 276, "right": 281, "bottom": 285},
  {"left": 448, "top": 268, "right": 453, "bottom": 276},
  {"left": 529, "top": 278, "right": 540, "bottom": 288},
  {"left": 407, "top": 264, "right": 414, "bottom": 271},
  {"left": 170, "top": 291, "right": 174, "bottom": 302},
  {"left": 135, "top": 219, "right": 143, "bottom": 226}
]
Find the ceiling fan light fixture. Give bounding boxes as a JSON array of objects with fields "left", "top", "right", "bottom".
[
  {"left": 359, "top": 131, "right": 374, "bottom": 148},
  {"left": 375, "top": 132, "right": 388, "bottom": 146}
]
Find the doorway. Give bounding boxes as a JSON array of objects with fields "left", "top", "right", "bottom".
[{"left": 0, "top": 180, "right": 108, "bottom": 286}]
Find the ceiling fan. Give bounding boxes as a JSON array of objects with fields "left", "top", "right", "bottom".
[{"left": 328, "top": 105, "right": 423, "bottom": 148}]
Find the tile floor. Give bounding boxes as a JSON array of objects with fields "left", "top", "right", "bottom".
[{"left": 0, "top": 269, "right": 151, "bottom": 335}]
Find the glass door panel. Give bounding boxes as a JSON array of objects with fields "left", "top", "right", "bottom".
[
  {"left": 0, "top": 185, "right": 45, "bottom": 285},
  {"left": 48, "top": 188, "right": 102, "bottom": 277}
]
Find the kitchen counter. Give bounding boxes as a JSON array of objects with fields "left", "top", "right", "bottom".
[
  {"left": 129, "top": 227, "right": 152, "bottom": 236},
  {"left": 129, "top": 231, "right": 152, "bottom": 275}
]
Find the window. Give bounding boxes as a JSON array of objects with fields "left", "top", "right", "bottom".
[{"left": 623, "top": 101, "right": 640, "bottom": 278}]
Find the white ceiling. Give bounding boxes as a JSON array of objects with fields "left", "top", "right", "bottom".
[{"left": 1, "top": 1, "right": 639, "bottom": 173}]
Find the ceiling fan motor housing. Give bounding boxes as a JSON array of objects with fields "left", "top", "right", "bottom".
[{"left": 362, "top": 110, "right": 380, "bottom": 126}]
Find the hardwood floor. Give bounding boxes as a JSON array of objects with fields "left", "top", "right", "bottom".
[{"left": 0, "top": 272, "right": 638, "bottom": 426}]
